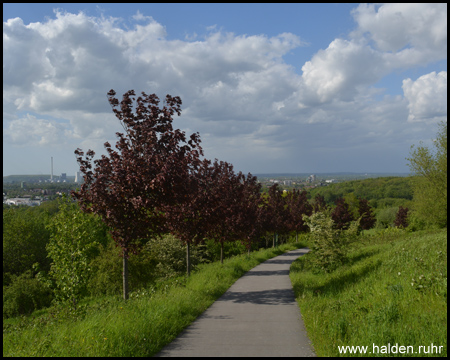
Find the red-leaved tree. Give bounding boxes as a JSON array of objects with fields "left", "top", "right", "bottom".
[
  {"left": 394, "top": 206, "right": 409, "bottom": 228},
  {"left": 72, "top": 90, "right": 203, "bottom": 299},
  {"left": 358, "top": 198, "right": 376, "bottom": 230},
  {"left": 285, "top": 189, "right": 313, "bottom": 241},
  {"left": 331, "top": 197, "right": 354, "bottom": 230},
  {"left": 263, "top": 184, "right": 290, "bottom": 247},
  {"left": 312, "top": 194, "right": 328, "bottom": 213}
]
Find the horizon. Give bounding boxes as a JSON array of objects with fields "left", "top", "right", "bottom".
[{"left": 3, "top": 171, "right": 411, "bottom": 178}]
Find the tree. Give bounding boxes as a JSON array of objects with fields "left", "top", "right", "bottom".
[
  {"left": 303, "top": 211, "right": 359, "bottom": 272},
  {"left": 406, "top": 121, "right": 447, "bottom": 228},
  {"left": 312, "top": 194, "right": 328, "bottom": 213},
  {"left": 394, "top": 206, "right": 409, "bottom": 229},
  {"left": 72, "top": 90, "right": 203, "bottom": 299},
  {"left": 162, "top": 158, "right": 209, "bottom": 276},
  {"left": 233, "top": 172, "right": 265, "bottom": 254},
  {"left": 285, "top": 190, "right": 313, "bottom": 241},
  {"left": 46, "top": 196, "right": 107, "bottom": 308},
  {"left": 358, "top": 198, "right": 376, "bottom": 230},
  {"left": 3, "top": 207, "right": 51, "bottom": 278},
  {"left": 200, "top": 159, "right": 245, "bottom": 264},
  {"left": 263, "top": 184, "right": 290, "bottom": 247},
  {"left": 331, "top": 197, "right": 354, "bottom": 230}
]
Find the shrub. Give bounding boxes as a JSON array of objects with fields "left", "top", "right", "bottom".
[
  {"left": 88, "top": 241, "right": 123, "bottom": 296},
  {"left": 375, "top": 207, "right": 398, "bottom": 229},
  {"left": 144, "top": 234, "right": 211, "bottom": 279},
  {"left": 303, "top": 212, "right": 360, "bottom": 272},
  {"left": 3, "top": 271, "right": 53, "bottom": 318}
]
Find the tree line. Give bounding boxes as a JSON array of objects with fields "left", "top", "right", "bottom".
[{"left": 3, "top": 90, "right": 446, "bottom": 316}]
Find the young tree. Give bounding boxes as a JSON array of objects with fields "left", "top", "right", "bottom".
[
  {"left": 312, "top": 194, "right": 328, "bottom": 213},
  {"left": 233, "top": 172, "right": 265, "bottom": 254},
  {"left": 331, "top": 197, "right": 354, "bottom": 230},
  {"left": 358, "top": 198, "right": 376, "bottom": 230},
  {"left": 201, "top": 159, "right": 244, "bottom": 263},
  {"left": 72, "top": 90, "right": 203, "bottom": 299},
  {"left": 46, "top": 196, "right": 107, "bottom": 308},
  {"left": 263, "top": 184, "right": 290, "bottom": 247},
  {"left": 394, "top": 206, "right": 409, "bottom": 229},
  {"left": 285, "top": 190, "right": 313, "bottom": 241},
  {"left": 406, "top": 121, "right": 447, "bottom": 228}
]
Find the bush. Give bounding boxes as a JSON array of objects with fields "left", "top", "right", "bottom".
[
  {"left": 88, "top": 241, "right": 123, "bottom": 296},
  {"left": 375, "top": 207, "right": 398, "bottom": 229},
  {"left": 3, "top": 271, "right": 53, "bottom": 318},
  {"left": 88, "top": 234, "right": 211, "bottom": 296},
  {"left": 144, "top": 234, "right": 211, "bottom": 279},
  {"left": 204, "top": 239, "right": 247, "bottom": 262},
  {"left": 303, "top": 212, "right": 360, "bottom": 272}
]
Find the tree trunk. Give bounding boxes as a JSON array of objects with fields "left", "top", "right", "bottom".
[
  {"left": 186, "top": 242, "right": 191, "bottom": 276},
  {"left": 220, "top": 242, "right": 224, "bottom": 264},
  {"left": 123, "top": 250, "right": 129, "bottom": 300}
]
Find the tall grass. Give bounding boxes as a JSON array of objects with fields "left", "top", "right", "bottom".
[
  {"left": 290, "top": 228, "right": 447, "bottom": 357},
  {"left": 3, "top": 242, "right": 303, "bottom": 357}
]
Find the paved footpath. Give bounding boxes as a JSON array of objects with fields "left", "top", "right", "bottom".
[{"left": 155, "top": 248, "right": 315, "bottom": 357}]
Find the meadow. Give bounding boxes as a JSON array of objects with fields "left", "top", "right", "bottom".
[{"left": 290, "top": 228, "right": 447, "bottom": 357}]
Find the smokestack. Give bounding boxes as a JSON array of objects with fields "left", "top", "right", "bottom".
[{"left": 51, "top": 157, "right": 53, "bottom": 180}]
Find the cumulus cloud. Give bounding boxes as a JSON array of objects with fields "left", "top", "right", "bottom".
[
  {"left": 352, "top": 3, "right": 447, "bottom": 54},
  {"left": 402, "top": 71, "right": 447, "bottom": 123},
  {"left": 4, "top": 114, "right": 70, "bottom": 146},
  {"left": 2, "top": 5, "right": 447, "bottom": 174},
  {"left": 300, "top": 3, "right": 447, "bottom": 105},
  {"left": 301, "top": 39, "right": 387, "bottom": 103}
]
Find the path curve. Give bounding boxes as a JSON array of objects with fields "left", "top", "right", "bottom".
[{"left": 155, "top": 248, "right": 315, "bottom": 357}]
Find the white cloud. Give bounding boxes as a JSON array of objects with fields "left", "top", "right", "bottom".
[
  {"left": 352, "top": 3, "right": 447, "bottom": 52},
  {"left": 402, "top": 71, "right": 447, "bottom": 123},
  {"left": 4, "top": 114, "right": 69, "bottom": 146},
  {"left": 2, "top": 5, "right": 447, "bottom": 175},
  {"left": 301, "top": 38, "right": 386, "bottom": 104},
  {"left": 352, "top": 3, "right": 447, "bottom": 66}
]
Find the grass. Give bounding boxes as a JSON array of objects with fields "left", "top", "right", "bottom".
[
  {"left": 3, "top": 242, "right": 304, "bottom": 357},
  {"left": 290, "top": 228, "right": 447, "bottom": 357}
]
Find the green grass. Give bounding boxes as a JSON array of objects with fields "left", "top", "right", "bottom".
[
  {"left": 290, "top": 228, "right": 447, "bottom": 357},
  {"left": 3, "top": 242, "right": 303, "bottom": 357}
]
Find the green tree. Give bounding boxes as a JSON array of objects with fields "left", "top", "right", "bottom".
[
  {"left": 303, "top": 211, "right": 360, "bottom": 272},
  {"left": 3, "top": 207, "right": 51, "bottom": 279},
  {"left": 46, "top": 197, "right": 107, "bottom": 308},
  {"left": 406, "top": 121, "right": 447, "bottom": 228}
]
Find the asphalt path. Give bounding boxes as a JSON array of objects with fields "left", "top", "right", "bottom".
[{"left": 155, "top": 248, "right": 315, "bottom": 357}]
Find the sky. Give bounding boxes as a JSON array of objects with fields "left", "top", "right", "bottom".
[{"left": 3, "top": 3, "right": 447, "bottom": 176}]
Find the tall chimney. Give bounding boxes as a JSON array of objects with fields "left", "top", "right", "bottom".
[{"left": 51, "top": 157, "right": 53, "bottom": 180}]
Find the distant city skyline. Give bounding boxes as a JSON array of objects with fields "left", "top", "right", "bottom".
[{"left": 3, "top": 3, "right": 447, "bottom": 176}]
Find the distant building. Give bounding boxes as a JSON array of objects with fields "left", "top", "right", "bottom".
[
  {"left": 5, "top": 198, "right": 40, "bottom": 206},
  {"left": 61, "top": 173, "right": 67, "bottom": 181},
  {"left": 75, "top": 171, "right": 83, "bottom": 183}
]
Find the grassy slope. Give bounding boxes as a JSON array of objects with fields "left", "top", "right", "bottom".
[
  {"left": 290, "top": 228, "right": 447, "bottom": 357},
  {"left": 3, "top": 242, "right": 303, "bottom": 357}
]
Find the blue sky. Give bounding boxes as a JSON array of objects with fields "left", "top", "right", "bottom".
[{"left": 3, "top": 3, "right": 447, "bottom": 176}]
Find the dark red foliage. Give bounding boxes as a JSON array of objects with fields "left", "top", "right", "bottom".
[
  {"left": 312, "top": 194, "right": 328, "bottom": 213},
  {"left": 263, "top": 184, "right": 290, "bottom": 236},
  {"left": 331, "top": 197, "right": 354, "bottom": 230},
  {"left": 358, "top": 198, "right": 376, "bottom": 230},
  {"left": 394, "top": 206, "right": 409, "bottom": 228},
  {"left": 72, "top": 90, "right": 203, "bottom": 298},
  {"left": 285, "top": 189, "right": 313, "bottom": 234}
]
